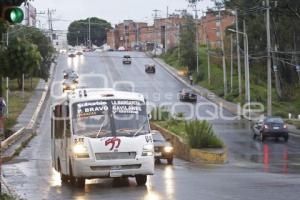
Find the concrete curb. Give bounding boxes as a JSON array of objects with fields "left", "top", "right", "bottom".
[
  {"left": 190, "top": 148, "right": 227, "bottom": 164},
  {"left": 150, "top": 122, "right": 227, "bottom": 164},
  {"left": 1, "top": 61, "right": 56, "bottom": 163},
  {"left": 1, "top": 127, "right": 25, "bottom": 151}
]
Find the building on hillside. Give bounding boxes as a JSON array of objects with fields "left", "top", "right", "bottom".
[
  {"left": 106, "top": 20, "right": 148, "bottom": 50},
  {"left": 198, "top": 10, "right": 235, "bottom": 48}
]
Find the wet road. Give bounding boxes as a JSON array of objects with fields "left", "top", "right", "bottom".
[{"left": 2, "top": 52, "right": 300, "bottom": 200}]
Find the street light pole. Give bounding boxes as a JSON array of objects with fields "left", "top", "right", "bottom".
[
  {"left": 266, "top": 0, "right": 272, "bottom": 115},
  {"left": 218, "top": 9, "right": 228, "bottom": 96},
  {"left": 228, "top": 28, "right": 250, "bottom": 115},
  {"left": 235, "top": 8, "right": 242, "bottom": 96}
]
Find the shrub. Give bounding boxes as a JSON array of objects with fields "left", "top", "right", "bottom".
[{"left": 185, "top": 120, "right": 224, "bottom": 149}]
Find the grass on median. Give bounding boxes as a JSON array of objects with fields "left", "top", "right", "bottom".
[{"left": 1, "top": 78, "right": 40, "bottom": 137}]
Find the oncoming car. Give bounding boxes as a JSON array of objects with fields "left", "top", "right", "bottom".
[
  {"left": 122, "top": 55, "right": 132, "bottom": 64},
  {"left": 179, "top": 89, "right": 197, "bottom": 102},
  {"left": 62, "top": 79, "right": 77, "bottom": 92},
  {"left": 152, "top": 130, "right": 174, "bottom": 164},
  {"left": 145, "top": 64, "right": 156, "bottom": 73},
  {"left": 51, "top": 89, "right": 154, "bottom": 187}
]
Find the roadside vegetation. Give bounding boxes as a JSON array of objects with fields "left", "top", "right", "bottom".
[
  {"left": 151, "top": 107, "right": 224, "bottom": 149},
  {"left": 1, "top": 78, "right": 40, "bottom": 138},
  {"left": 0, "top": 20, "right": 54, "bottom": 139},
  {"left": 0, "top": 193, "right": 16, "bottom": 200},
  {"left": 160, "top": 46, "right": 300, "bottom": 119}
]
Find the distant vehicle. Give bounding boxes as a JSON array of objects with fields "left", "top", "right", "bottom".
[
  {"left": 107, "top": 48, "right": 114, "bottom": 52},
  {"left": 63, "top": 69, "right": 78, "bottom": 80},
  {"left": 252, "top": 116, "right": 289, "bottom": 142},
  {"left": 62, "top": 79, "right": 77, "bottom": 92},
  {"left": 51, "top": 89, "right": 154, "bottom": 187},
  {"left": 179, "top": 89, "right": 197, "bottom": 102},
  {"left": 68, "top": 51, "right": 76, "bottom": 58},
  {"left": 145, "top": 64, "right": 156, "bottom": 73},
  {"left": 122, "top": 55, "right": 132, "bottom": 64},
  {"left": 152, "top": 130, "right": 173, "bottom": 164},
  {"left": 118, "top": 46, "right": 126, "bottom": 51},
  {"left": 76, "top": 50, "right": 83, "bottom": 55},
  {"left": 59, "top": 49, "right": 67, "bottom": 54}
]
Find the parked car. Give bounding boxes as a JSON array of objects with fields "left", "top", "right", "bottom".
[
  {"left": 152, "top": 130, "right": 174, "bottom": 164},
  {"left": 252, "top": 116, "right": 289, "bottom": 142},
  {"left": 122, "top": 55, "right": 132, "bottom": 64},
  {"left": 145, "top": 64, "right": 156, "bottom": 73},
  {"left": 179, "top": 89, "right": 197, "bottom": 102}
]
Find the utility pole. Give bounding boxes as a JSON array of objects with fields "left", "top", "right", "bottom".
[
  {"left": 88, "top": 17, "right": 91, "bottom": 48},
  {"left": 294, "top": 32, "right": 300, "bottom": 84},
  {"left": 243, "top": 20, "right": 248, "bottom": 102},
  {"left": 153, "top": 9, "right": 160, "bottom": 55},
  {"left": 266, "top": 0, "right": 272, "bottom": 115},
  {"left": 230, "top": 33, "right": 233, "bottom": 93},
  {"left": 206, "top": 30, "right": 211, "bottom": 85},
  {"left": 218, "top": 8, "right": 228, "bottom": 96},
  {"left": 191, "top": 3, "right": 200, "bottom": 73},
  {"left": 235, "top": 8, "right": 242, "bottom": 96},
  {"left": 272, "top": 45, "right": 282, "bottom": 97}
]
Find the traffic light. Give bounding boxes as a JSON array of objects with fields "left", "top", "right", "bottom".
[
  {"left": 1, "top": 6, "right": 24, "bottom": 24},
  {"left": 1, "top": 0, "right": 25, "bottom": 24}
]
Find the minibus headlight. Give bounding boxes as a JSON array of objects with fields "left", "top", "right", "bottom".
[
  {"left": 142, "top": 144, "right": 154, "bottom": 156},
  {"left": 164, "top": 146, "right": 173, "bottom": 153},
  {"left": 73, "top": 144, "right": 89, "bottom": 158}
]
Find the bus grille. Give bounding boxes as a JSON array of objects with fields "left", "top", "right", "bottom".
[{"left": 95, "top": 152, "right": 136, "bottom": 160}]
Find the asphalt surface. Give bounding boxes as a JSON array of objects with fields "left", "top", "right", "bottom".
[{"left": 2, "top": 52, "right": 300, "bottom": 200}]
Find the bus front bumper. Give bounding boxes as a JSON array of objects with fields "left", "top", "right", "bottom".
[{"left": 71, "top": 156, "right": 154, "bottom": 178}]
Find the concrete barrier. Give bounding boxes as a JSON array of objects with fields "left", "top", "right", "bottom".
[{"left": 150, "top": 122, "right": 227, "bottom": 164}]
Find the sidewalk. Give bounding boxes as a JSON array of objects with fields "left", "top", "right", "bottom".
[
  {"left": 12, "top": 80, "right": 47, "bottom": 132},
  {"left": 153, "top": 57, "right": 300, "bottom": 136}
]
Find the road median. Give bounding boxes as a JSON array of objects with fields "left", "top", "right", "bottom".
[{"left": 150, "top": 122, "right": 227, "bottom": 164}]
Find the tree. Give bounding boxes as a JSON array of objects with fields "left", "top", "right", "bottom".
[
  {"left": 179, "top": 15, "right": 197, "bottom": 72},
  {"left": 223, "top": 0, "right": 300, "bottom": 100},
  {"left": 5, "top": 37, "right": 41, "bottom": 88},
  {"left": 67, "top": 17, "right": 111, "bottom": 47},
  {"left": 7, "top": 25, "right": 54, "bottom": 81}
]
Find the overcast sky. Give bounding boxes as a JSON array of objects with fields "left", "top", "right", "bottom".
[{"left": 32, "top": 0, "right": 215, "bottom": 30}]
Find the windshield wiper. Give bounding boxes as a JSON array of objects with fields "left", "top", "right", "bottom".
[
  {"left": 96, "top": 123, "right": 105, "bottom": 138},
  {"left": 133, "top": 120, "right": 149, "bottom": 137}
]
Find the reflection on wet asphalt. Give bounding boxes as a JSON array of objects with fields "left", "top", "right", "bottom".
[{"left": 2, "top": 52, "right": 300, "bottom": 200}]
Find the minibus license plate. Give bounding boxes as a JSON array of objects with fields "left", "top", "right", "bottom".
[{"left": 110, "top": 171, "right": 122, "bottom": 178}]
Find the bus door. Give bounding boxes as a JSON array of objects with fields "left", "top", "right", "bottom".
[{"left": 53, "top": 104, "right": 69, "bottom": 174}]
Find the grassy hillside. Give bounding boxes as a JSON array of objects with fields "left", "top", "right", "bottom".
[{"left": 160, "top": 46, "right": 300, "bottom": 118}]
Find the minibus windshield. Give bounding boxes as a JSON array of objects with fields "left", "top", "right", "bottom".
[{"left": 72, "top": 99, "right": 150, "bottom": 138}]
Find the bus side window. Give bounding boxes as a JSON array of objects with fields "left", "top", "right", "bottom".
[
  {"left": 62, "top": 104, "right": 71, "bottom": 138},
  {"left": 54, "top": 105, "right": 64, "bottom": 139}
]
